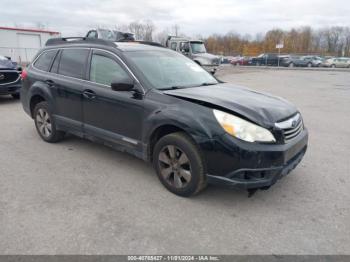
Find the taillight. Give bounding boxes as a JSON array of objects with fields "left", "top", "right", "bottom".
[{"left": 21, "top": 69, "right": 27, "bottom": 80}]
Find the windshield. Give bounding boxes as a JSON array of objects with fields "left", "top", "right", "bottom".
[
  {"left": 190, "top": 42, "right": 206, "bottom": 53},
  {"left": 126, "top": 50, "right": 218, "bottom": 90}
]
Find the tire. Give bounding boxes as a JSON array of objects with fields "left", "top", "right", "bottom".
[
  {"left": 307, "top": 63, "right": 312, "bottom": 68},
  {"left": 33, "top": 101, "right": 65, "bottom": 143},
  {"left": 331, "top": 64, "right": 336, "bottom": 68},
  {"left": 153, "top": 132, "right": 207, "bottom": 197},
  {"left": 256, "top": 62, "right": 260, "bottom": 66},
  {"left": 289, "top": 62, "right": 294, "bottom": 68},
  {"left": 11, "top": 93, "right": 20, "bottom": 99}
]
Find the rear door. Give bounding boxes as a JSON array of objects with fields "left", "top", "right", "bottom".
[
  {"left": 49, "top": 48, "right": 90, "bottom": 132},
  {"left": 82, "top": 49, "right": 144, "bottom": 149}
]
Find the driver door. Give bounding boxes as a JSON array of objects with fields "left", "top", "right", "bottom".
[{"left": 82, "top": 49, "right": 144, "bottom": 150}]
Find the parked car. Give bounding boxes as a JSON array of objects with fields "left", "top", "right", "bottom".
[
  {"left": 250, "top": 53, "right": 283, "bottom": 66},
  {"left": 20, "top": 37, "right": 308, "bottom": 197},
  {"left": 165, "top": 36, "right": 220, "bottom": 74},
  {"left": 321, "top": 57, "right": 350, "bottom": 68},
  {"left": 0, "top": 55, "right": 22, "bottom": 99},
  {"left": 230, "top": 56, "right": 250, "bottom": 66},
  {"left": 282, "top": 55, "right": 323, "bottom": 67}
]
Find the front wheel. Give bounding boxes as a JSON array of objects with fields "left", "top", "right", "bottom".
[
  {"left": 153, "top": 132, "right": 207, "bottom": 197},
  {"left": 34, "top": 101, "right": 65, "bottom": 143},
  {"left": 307, "top": 63, "right": 312, "bottom": 68}
]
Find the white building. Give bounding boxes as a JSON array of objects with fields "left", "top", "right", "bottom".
[{"left": 0, "top": 26, "right": 61, "bottom": 64}]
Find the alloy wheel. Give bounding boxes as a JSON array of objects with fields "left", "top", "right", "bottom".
[
  {"left": 158, "top": 145, "right": 192, "bottom": 189},
  {"left": 36, "top": 108, "right": 52, "bottom": 138}
]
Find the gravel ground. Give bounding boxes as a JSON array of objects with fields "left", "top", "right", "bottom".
[{"left": 0, "top": 67, "right": 349, "bottom": 254}]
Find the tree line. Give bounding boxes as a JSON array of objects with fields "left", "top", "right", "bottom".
[
  {"left": 18, "top": 21, "right": 350, "bottom": 57},
  {"left": 204, "top": 26, "right": 350, "bottom": 57},
  {"left": 119, "top": 22, "right": 350, "bottom": 57}
]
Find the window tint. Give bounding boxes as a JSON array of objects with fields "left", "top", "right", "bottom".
[
  {"left": 90, "top": 54, "right": 130, "bottom": 86},
  {"left": 58, "top": 49, "right": 89, "bottom": 79},
  {"left": 34, "top": 50, "right": 58, "bottom": 71},
  {"left": 170, "top": 42, "right": 177, "bottom": 51}
]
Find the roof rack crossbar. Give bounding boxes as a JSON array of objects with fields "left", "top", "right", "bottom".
[{"left": 45, "top": 37, "right": 117, "bottom": 47}]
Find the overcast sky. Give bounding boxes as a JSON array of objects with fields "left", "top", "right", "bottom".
[{"left": 1, "top": 0, "right": 349, "bottom": 37}]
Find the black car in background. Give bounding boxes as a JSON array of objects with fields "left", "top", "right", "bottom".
[
  {"left": 250, "top": 53, "right": 283, "bottom": 66},
  {"left": 20, "top": 37, "right": 308, "bottom": 197},
  {"left": 0, "top": 55, "right": 21, "bottom": 99}
]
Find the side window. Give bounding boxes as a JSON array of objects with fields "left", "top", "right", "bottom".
[
  {"left": 90, "top": 53, "right": 130, "bottom": 86},
  {"left": 170, "top": 42, "right": 177, "bottom": 51},
  {"left": 58, "top": 49, "right": 89, "bottom": 79},
  {"left": 33, "top": 50, "right": 58, "bottom": 71},
  {"left": 180, "top": 42, "right": 190, "bottom": 52},
  {"left": 87, "top": 30, "right": 97, "bottom": 38}
]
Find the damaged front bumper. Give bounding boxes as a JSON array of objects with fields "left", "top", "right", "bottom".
[{"left": 202, "top": 129, "right": 308, "bottom": 190}]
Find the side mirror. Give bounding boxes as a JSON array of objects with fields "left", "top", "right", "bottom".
[{"left": 111, "top": 78, "right": 134, "bottom": 91}]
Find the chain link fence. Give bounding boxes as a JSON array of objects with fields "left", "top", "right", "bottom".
[{"left": 0, "top": 47, "right": 40, "bottom": 65}]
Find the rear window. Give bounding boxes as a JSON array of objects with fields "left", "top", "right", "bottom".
[
  {"left": 34, "top": 50, "right": 58, "bottom": 71},
  {"left": 58, "top": 49, "right": 89, "bottom": 79}
]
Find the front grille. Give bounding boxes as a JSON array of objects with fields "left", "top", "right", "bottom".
[
  {"left": 275, "top": 113, "right": 304, "bottom": 143},
  {"left": 0, "top": 71, "right": 20, "bottom": 85}
]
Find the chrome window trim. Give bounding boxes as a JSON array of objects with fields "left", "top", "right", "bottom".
[{"left": 31, "top": 47, "right": 145, "bottom": 94}]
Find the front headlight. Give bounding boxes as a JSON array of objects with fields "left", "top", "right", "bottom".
[{"left": 213, "top": 109, "right": 276, "bottom": 143}]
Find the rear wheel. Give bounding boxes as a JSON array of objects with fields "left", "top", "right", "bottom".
[
  {"left": 153, "top": 132, "right": 207, "bottom": 197},
  {"left": 307, "top": 62, "right": 312, "bottom": 68},
  {"left": 289, "top": 62, "right": 294, "bottom": 67},
  {"left": 34, "top": 101, "right": 65, "bottom": 143},
  {"left": 11, "top": 93, "right": 20, "bottom": 99}
]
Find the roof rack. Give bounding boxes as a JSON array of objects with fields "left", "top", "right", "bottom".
[
  {"left": 119, "top": 40, "right": 164, "bottom": 47},
  {"left": 45, "top": 37, "right": 117, "bottom": 47}
]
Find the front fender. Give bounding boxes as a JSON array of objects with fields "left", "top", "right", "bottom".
[{"left": 142, "top": 96, "right": 224, "bottom": 147}]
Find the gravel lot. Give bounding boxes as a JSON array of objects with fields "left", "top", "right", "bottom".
[{"left": 0, "top": 67, "right": 349, "bottom": 254}]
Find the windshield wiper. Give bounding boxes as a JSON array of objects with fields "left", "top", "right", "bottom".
[
  {"left": 160, "top": 82, "right": 217, "bottom": 90},
  {"left": 198, "top": 82, "right": 218, "bottom": 86},
  {"left": 159, "top": 86, "right": 187, "bottom": 90}
]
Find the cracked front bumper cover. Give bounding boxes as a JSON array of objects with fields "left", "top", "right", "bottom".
[{"left": 207, "top": 146, "right": 306, "bottom": 189}]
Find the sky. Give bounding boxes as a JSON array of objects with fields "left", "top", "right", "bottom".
[{"left": 0, "top": 0, "right": 349, "bottom": 37}]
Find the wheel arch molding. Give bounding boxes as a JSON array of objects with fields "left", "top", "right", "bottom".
[
  {"left": 28, "top": 83, "right": 55, "bottom": 117},
  {"left": 143, "top": 114, "right": 215, "bottom": 162}
]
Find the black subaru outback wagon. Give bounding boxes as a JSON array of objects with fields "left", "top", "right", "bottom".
[{"left": 21, "top": 37, "right": 308, "bottom": 197}]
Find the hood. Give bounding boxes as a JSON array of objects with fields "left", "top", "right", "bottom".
[{"left": 164, "top": 83, "right": 297, "bottom": 127}]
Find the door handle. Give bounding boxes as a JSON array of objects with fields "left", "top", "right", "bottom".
[
  {"left": 83, "top": 89, "right": 96, "bottom": 99},
  {"left": 45, "top": 79, "right": 55, "bottom": 87}
]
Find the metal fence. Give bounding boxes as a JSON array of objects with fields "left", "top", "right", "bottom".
[{"left": 0, "top": 47, "right": 40, "bottom": 65}]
